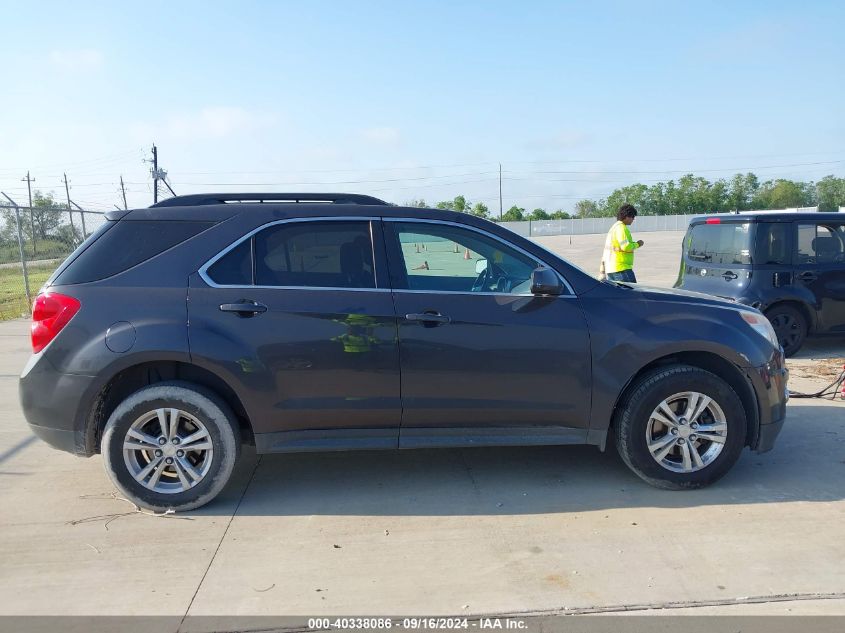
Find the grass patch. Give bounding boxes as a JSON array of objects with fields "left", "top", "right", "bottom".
[{"left": 0, "top": 263, "right": 57, "bottom": 320}]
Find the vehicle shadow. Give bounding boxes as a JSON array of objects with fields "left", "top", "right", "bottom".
[{"left": 201, "top": 403, "right": 845, "bottom": 517}]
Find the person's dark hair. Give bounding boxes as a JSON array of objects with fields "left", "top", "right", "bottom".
[{"left": 617, "top": 204, "right": 638, "bottom": 221}]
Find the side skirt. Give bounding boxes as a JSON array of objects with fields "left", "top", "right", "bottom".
[{"left": 253, "top": 426, "right": 590, "bottom": 454}]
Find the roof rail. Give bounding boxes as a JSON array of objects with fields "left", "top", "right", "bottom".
[{"left": 150, "top": 193, "right": 388, "bottom": 208}]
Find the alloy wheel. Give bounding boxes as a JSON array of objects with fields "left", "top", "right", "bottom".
[
  {"left": 122, "top": 408, "right": 214, "bottom": 494},
  {"left": 645, "top": 391, "right": 727, "bottom": 473}
]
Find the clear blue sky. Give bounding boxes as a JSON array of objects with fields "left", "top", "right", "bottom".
[{"left": 1, "top": 0, "right": 843, "bottom": 212}]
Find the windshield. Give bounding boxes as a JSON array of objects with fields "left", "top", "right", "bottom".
[{"left": 687, "top": 222, "right": 752, "bottom": 265}]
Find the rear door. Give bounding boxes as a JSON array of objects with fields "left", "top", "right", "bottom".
[
  {"left": 187, "top": 218, "right": 401, "bottom": 451},
  {"left": 677, "top": 220, "right": 753, "bottom": 298},
  {"left": 794, "top": 221, "right": 845, "bottom": 332}
]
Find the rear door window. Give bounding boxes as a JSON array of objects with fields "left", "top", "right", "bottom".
[
  {"left": 205, "top": 221, "right": 378, "bottom": 289},
  {"left": 687, "top": 222, "right": 752, "bottom": 265}
]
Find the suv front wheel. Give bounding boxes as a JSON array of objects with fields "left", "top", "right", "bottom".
[
  {"left": 101, "top": 382, "right": 240, "bottom": 512},
  {"left": 615, "top": 365, "right": 747, "bottom": 489}
]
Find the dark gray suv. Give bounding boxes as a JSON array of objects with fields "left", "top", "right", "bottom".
[{"left": 20, "top": 193, "right": 789, "bottom": 511}]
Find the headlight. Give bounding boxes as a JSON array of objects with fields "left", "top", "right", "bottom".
[{"left": 740, "top": 310, "right": 779, "bottom": 348}]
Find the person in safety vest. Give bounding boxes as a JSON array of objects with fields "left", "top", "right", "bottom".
[{"left": 599, "top": 203, "right": 644, "bottom": 283}]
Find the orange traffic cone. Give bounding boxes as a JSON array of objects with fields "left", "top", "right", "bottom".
[
  {"left": 413, "top": 261, "right": 429, "bottom": 271},
  {"left": 464, "top": 248, "right": 472, "bottom": 260}
]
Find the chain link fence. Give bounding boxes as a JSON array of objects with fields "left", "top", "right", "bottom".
[{"left": 0, "top": 203, "right": 108, "bottom": 320}]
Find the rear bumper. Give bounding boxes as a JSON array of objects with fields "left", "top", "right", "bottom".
[{"left": 19, "top": 353, "right": 96, "bottom": 456}]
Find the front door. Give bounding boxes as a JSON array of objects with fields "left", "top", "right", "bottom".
[
  {"left": 795, "top": 221, "right": 845, "bottom": 332},
  {"left": 382, "top": 219, "right": 592, "bottom": 448},
  {"left": 188, "top": 219, "right": 401, "bottom": 451}
]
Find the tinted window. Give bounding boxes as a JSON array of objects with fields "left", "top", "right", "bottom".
[
  {"left": 206, "top": 239, "right": 252, "bottom": 285},
  {"left": 55, "top": 220, "right": 214, "bottom": 285},
  {"left": 755, "top": 222, "right": 790, "bottom": 265},
  {"left": 389, "top": 222, "right": 541, "bottom": 294},
  {"left": 254, "top": 221, "right": 375, "bottom": 288},
  {"left": 687, "top": 223, "right": 751, "bottom": 265},
  {"left": 797, "top": 223, "right": 845, "bottom": 264}
]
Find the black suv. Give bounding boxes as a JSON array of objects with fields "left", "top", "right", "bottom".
[
  {"left": 675, "top": 212, "right": 845, "bottom": 356},
  {"left": 20, "top": 193, "right": 788, "bottom": 511}
]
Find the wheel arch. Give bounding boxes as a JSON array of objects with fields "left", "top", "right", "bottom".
[
  {"left": 82, "top": 360, "right": 253, "bottom": 455},
  {"left": 608, "top": 351, "right": 760, "bottom": 450}
]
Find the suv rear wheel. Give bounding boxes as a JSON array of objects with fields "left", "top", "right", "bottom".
[
  {"left": 615, "top": 365, "right": 747, "bottom": 489},
  {"left": 101, "top": 382, "right": 240, "bottom": 512},
  {"left": 765, "top": 304, "right": 807, "bottom": 357}
]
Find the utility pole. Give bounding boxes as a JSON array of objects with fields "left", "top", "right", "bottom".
[
  {"left": 498, "top": 163, "right": 503, "bottom": 219},
  {"left": 120, "top": 175, "right": 128, "bottom": 210},
  {"left": 21, "top": 171, "right": 36, "bottom": 254},
  {"left": 62, "top": 173, "right": 78, "bottom": 244},
  {"left": 151, "top": 144, "right": 159, "bottom": 204}
]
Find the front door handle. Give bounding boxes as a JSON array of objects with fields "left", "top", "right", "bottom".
[
  {"left": 721, "top": 271, "right": 738, "bottom": 281},
  {"left": 405, "top": 312, "right": 451, "bottom": 326},
  {"left": 220, "top": 300, "right": 268, "bottom": 317},
  {"left": 798, "top": 271, "right": 818, "bottom": 282}
]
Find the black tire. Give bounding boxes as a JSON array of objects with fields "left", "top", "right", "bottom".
[
  {"left": 101, "top": 381, "right": 240, "bottom": 512},
  {"left": 765, "top": 304, "right": 807, "bottom": 357},
  {"left": 614, "top": 365, "right": 747, "bottom": 490}
]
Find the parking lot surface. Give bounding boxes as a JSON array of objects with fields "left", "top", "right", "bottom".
[{"left": 1, "top": 231, "right": 844, "bottom": 624}]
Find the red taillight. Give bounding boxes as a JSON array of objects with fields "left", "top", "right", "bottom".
[
  {"left": 31, "top": 292, "right": 80, "bottom": 354},
  {"left": 705, "top": 217, "right": 721, "bottom": 224}
]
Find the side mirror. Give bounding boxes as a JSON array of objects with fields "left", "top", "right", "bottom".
[
  {"left": 475, "top": 259, "right": 488, "bottom": 274},
  {"left": 530, "top": 266, "right": 563, "bottom": 296}
]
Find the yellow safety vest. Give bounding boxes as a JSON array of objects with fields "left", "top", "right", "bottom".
[{"left": 602, "top": 221, "right": 639, "bottom": 273}]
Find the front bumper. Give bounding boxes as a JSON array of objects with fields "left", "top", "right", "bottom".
[
  {"left": 752, "top": 349, "right": 789, "bottom": 453},
  {"left": 756, "top": 414, "right": 785, "bottom": 453}
]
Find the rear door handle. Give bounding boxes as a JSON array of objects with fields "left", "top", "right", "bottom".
[
  {"left": 721, "top": 271, "right": 738, "bottom": 280},
  {"left": 219, "top": 300, "right": 268, "bottom": 317},
  {"left": 405, "top": 312, "right": 451, "bottom": 325},
  {"left": 798, "top": 271, "right": 818, "bottom": 282}
]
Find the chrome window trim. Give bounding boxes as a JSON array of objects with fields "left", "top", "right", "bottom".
[
  {"left": 199, "top": 215, "right": 577, "bottom": 298},
  {"left": 199, "top": 216, "right": 382, "bottom": 290},
  {"left": 383, "top": 217, "right": 577, "bottom": 297}
]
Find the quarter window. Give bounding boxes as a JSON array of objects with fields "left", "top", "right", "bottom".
[{"left": 388, "top": 222, "right": 542, "bottom": 294}]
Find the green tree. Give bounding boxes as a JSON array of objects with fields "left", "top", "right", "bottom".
[
  {"left": 753, "top": 179, "right": 815, "bottom": 209},
  {"left": 31, "top": 192, "right": 64, "bottom": 240},
  {"left": 575, "top": 199, "right": 598, "bottom": 218},
  {"left": 501, "top": 205, "right": 525, "bottom": 221},
  {"left": 726, "top": 173, "right": 759, "bottom": 211},
  {"left": 470, "top": 202, "right": 490, "bottom": 218},
  {"left": 435, "top": 195, "right": 472, "bottom": 213},
  {"left": 529, "top": 208, "right": 550, "bottom": 220},
  {"left": 815, "top": 175, "right": 845, "bottom": 212},
  {"left": 550, "top": 209, "right": 571, "bottom": 219},
  {"left": 405, "top": 198, "right": 428, "bottom": 208}
]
